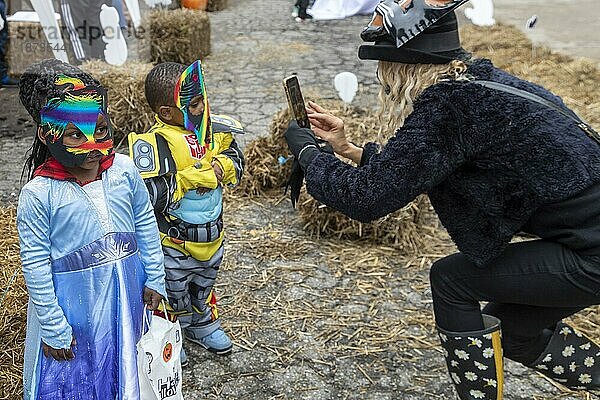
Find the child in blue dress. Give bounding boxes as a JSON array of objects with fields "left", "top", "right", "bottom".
[{"left": 17, "top": 59, "right": 167, "bottom": 400}]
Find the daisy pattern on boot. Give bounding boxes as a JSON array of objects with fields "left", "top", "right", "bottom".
[
  {"left": 474, "top": 361, "right": 489, "bottom": 371},
  {"left": 563, "top": 345, "right": 576, "bottom": 357},
  {"left": 465, "top": 371, "right": 478, "bottom": 381},
  {"left": 482, "top": 348, "right": 494, "bottom": 358},
  {"left": 560, "top": 327, "right": 572, "bottom": 338},
  {"left": 584, "top": 357, "right": 595, "bottom": 368},
  {"left": 579, "top": 374, "right": 592, "bottom": 384},
  {"left": 580, "top": 343, "right": 591, "bottom": 351},
  {"left": 569, "top": 362, "right": 577, "bottom": 372},
  {"left": 553, "top": 365, "right": 565, "bottom": 375},
  {"left": 483, "top": 378, "right": 497, "bottom": 387},
  {"left": 455, "top": 350, "right": 470, "bottom": 360}
]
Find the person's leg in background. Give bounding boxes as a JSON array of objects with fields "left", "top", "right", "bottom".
[
  {"left": 430, "top": 240, "right": 600, "bottom": 399},
  {"left": 295, "top": 0, "right": 312, "bottom": 21},
  {"left": 60, "top": 0, "right": 106, "bottom": 62},
  {"left": 0, "top": 0, "right": 18, "bottom": 87}
]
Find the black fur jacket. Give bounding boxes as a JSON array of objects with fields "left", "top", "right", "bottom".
[{"left": 305, "top": 59, "right": 600, "bottom": 267}]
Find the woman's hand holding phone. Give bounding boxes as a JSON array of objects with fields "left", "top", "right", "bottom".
[{"left": 306, "top": 101, "right": 346, "bottom": 146}]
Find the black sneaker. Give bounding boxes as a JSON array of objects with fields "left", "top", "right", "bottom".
[{"left": 295, "top": 12, "right": 313, "bottom": 22}]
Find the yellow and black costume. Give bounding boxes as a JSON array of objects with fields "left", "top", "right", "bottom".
[{"left": 129, "top": 112, "right": 244, "bottom": 353}]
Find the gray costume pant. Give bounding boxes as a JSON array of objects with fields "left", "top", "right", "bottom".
[{"left": 163, "top": 244, "right": 224, "bottom": 340}]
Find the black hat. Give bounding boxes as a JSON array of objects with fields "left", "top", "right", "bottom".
[{"left": 358, "top": 0, "right": 470, "bottom": 64}]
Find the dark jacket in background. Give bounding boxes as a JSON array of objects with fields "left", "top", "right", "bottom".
[{"left": 305, "top": 59, "right": 600, "bottom": 267}]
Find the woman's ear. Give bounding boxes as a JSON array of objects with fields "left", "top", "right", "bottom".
[
  {"left": 158, "top": 106, "right": 173, "bottom": 122},
  {"left": 37, "top": 126, "right": 47, "bottom": 144}
]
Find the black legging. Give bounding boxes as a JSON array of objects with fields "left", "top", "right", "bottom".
[
  {"left": 295, "top": 0, "right": 310, "bottom": 17},
  {"left": 430, "top": 240, "right": 600, "bottom": 365}
]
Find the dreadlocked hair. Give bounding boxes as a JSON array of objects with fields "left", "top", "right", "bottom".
[
  {"left": 145, "top": 62, "right": 187, "bottom": 113},
  {"left": 376, "top": 59, "right": 470, "bottom": 143},
  {"left": 20, "top": 58, "right": 101, "bottom": 181}
]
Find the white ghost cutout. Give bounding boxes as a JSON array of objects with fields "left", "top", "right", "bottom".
[
  {"left": 464, "top": 0, "right": 496, "bottom": 27},
  {"left": 100, "top": 5, "right": 128, "bottom": 66},
  {"left": 334, "top": 72, "right": 359, "bottom": 104}
]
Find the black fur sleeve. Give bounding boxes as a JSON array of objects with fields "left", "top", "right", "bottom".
[
  {"left": 359, "top": 142, "right": 381, "bottom": 167},
  {"left": 305, "top": 87, "right": 467, "bottom": 223}
]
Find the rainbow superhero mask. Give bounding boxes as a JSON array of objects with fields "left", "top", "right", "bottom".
[
  {"left": 40, "top": 85, "right": 113, "bottom": 167},
  {"left": 174, "top": 60, "right": 213, "bottom": 156}
]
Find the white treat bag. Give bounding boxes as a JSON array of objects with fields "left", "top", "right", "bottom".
[{"left": 137, "top": 302, "right": 184, "bottom": 400}]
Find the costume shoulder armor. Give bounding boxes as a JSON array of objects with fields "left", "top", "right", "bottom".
[
  {"left": 128, "top": 130, "right": 177, "bottom": 179},
  {"left": 211, "top": 114, "right": 245, "bottom": 135}
]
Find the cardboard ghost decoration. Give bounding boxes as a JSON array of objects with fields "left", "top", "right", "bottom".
[
  {"left": 123, "top": 0, "right": 142, "bottom": 28},
  {"left": 464, "top": 0, "right": 495, "bottom": 27},
  {"left": 100, "top": 5, "right": 128, "bottom": 66},
  {"left": 334, "top": 72, "right": 359, "bottom": 104}
]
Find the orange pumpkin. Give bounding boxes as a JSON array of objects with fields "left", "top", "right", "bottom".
[
  {"left": 181, "top": 0, "right": 208, "bottom": 10},
  {"left": 162, "top": 342, "right": 173, "bottom": 362}
]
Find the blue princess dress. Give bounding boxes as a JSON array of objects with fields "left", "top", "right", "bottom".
[{"left": 17, "top": 154, "right": 167, "bottom": 400}]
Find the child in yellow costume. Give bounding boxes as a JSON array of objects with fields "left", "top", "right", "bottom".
[{"left": 129, "top": 61, "right": 244, "bottom": 358}]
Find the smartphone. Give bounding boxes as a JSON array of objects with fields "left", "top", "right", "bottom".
[{"left": 283, "top": 75, "right": 311, "bottom": 129}]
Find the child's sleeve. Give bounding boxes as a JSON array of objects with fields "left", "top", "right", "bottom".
[
  {"left": 129, "top": 165, "right": 167, "bottom": 298},
  {"left": 17, "top": 187, "right": 73, "bottom": 349},
  {"left": 171, "top": 158, "right": 219, "bottom": 202},
  {"left": 212, "top": 133, "right": 245, "bottom": 187},
  {"left": 142, "top": 159, "right": 218, "bottom": 208},
  {"left": 141, "top": 133, "right": 244, "bottom": 206}
]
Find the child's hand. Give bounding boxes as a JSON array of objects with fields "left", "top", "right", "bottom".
[
  {"left": 143, "top": 286, "right": 164, "bottom": 311},
  {"left": 42, "top": 336, "right": 77, "bottom": 361},
  {"left": 194, "top": 160, "right": 224, "bottom": 195},
  {"left": 212, "top": 160, "right": 224, "bottom": 182},
  {"left": 196, "top": 162, "right": 223, "bottom": 194}
]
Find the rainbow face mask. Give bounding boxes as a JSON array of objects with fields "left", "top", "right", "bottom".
[
  {"left": 174, "top": 60, "right": 213, "bottom": 154},
  {"left": 40, "top": 76, "right": 113, "bottom": 168}
]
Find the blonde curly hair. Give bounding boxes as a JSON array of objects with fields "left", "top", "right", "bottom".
[{"left": 376, "top": 59, "right": 469, "bottom": 141}]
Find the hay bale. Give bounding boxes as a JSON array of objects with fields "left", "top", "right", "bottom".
[
  {"left": 233, "top": 108, "right": 293, "bottom": 197},
  {"left": 298, "top": 193, "right": 431, "bottom": 251},
  {"left": 82, "top": 61, "right": 155, "bottom": 146},
  {"left": 234, "top": 100, "right": 433, "bottom": 249},
  {"left": 292, "top": 101, "right": 431, "bottom": 250},
  {"left": 145, "top": 8, "right": 211, "bottom": 65},
  {"left": 0, "top": 207, "right": 27, "bottom": 400},
  {"left": 206, "top": 0, "right": 228, "bottom": 11},
  {"left": 235, "top": 101, "right": 386, "bottom": 197},
  {"left": 6, "top": 21, "right": 75, "bottom": 77}
]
